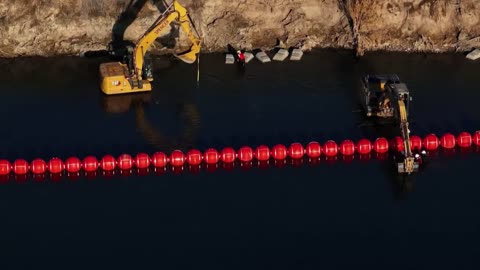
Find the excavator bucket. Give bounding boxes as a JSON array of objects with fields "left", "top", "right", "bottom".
[
  {"left": 397, "top": 157, "right": 419, "bottom": 174},
  {"left": 174, "top": 43, "right": 200, "bottom": 64}
]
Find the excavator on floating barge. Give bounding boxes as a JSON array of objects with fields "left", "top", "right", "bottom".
[
  {"left": 361, "top": 74, "right": 423, "bottom": 175},
  {"left": 99, "top": 0, "right": 202, "bottom": 95}
]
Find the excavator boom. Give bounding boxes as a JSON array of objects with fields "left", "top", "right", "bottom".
[{"left": 397, "top": 99, "right": 416, "bottom": 174}]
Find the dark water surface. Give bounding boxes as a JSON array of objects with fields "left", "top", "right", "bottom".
[{"left": 1, "top": 50, "right": 480, "bottom": 269}]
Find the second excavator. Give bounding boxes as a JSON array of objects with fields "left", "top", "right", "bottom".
[
  {"left": 361, "top": 74, "right": 421, "bottom": 174},
  {"left": 99, "top": 0, "right": 202, "bottom": 95}
]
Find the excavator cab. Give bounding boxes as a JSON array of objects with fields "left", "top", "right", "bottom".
[
  {"left": 387, "top": 83, "right": 412, "bottom": 116},
  {"left": 142, "top": 54, "right": 154, "bottom": 81}
]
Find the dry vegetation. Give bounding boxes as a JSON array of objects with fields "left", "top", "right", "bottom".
[
  {"left": 0, "top": 0, "right": 479, "bottom": 57},
  {"left": 341, "top": 0, "right": 375, "bottom": 56}
]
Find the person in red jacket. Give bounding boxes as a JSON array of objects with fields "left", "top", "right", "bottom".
[{"left": 237, "top": 50, "right": 245, "bottom": 63}]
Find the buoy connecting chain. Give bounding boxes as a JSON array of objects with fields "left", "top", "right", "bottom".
[{"left": 0, "top": 132, "right": 479, "bottom": 178}]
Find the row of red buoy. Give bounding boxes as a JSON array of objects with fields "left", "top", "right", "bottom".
[
  {"left": 0, "top": 153, "right": 398, "bottom": 183},
  {"left": 1, "top": 146, "right": 478, "bottom": 183},
  {"left": 0, "top": 131, "right": 479, "bottom": 176}
]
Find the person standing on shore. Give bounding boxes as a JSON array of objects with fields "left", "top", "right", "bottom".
[
  {"left": 237, "top": 50, "right": 245, "bottom": 62},
  {"left": 237, "top": 50, "right": 246, "bottom": 69}
]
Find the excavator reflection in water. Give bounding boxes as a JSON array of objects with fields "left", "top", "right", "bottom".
[{"left": 101, "top": 93, "right": 200, "bottom": 152}]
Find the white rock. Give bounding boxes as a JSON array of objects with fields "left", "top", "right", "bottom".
[
  {"left": 255, "top": 51, "right": 271, "bottom": 63},
  {"left": 273, "top": 49, "right": 289, "bottom": 61},
  {"left": 225, "top": 54, "right": 235, "bottom": 64},
  {"left": 290, "top": 48, "right": 303, "bottom": 61},
  {"left": 244, "top": 52, "right": 254, "bottom": 63},
  {"left": 466, "top": 49, "right": 480, "bottom": 60}
]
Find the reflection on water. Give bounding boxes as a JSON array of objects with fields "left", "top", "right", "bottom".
[{"left": 101, "top": 92, "right": 200, "bottom": 152}]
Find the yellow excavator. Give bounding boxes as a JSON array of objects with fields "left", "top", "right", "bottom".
[
  {"left": 361, "top": 74, "right": 420, "bottom": 174},
  {"left": 99, "top": 0, "right": 202, "bottom": 95}
]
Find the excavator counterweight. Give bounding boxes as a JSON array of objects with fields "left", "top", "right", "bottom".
[{"left": 100, "top": 0, "right": 201, "bottom": 95}]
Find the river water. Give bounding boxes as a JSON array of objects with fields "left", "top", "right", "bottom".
[{"left": 0, "top": 50, "right": 480, "bottom": 269}]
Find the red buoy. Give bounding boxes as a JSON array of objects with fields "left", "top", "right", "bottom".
[
  {"left": 356, "top": 139, "right": 372, "bottom": 155},
  {"left": 135, "top": 153, "right": 150, "bottom": 169},
  {"left": 117, "top": 154, "right": 133, "bottom": 170},
  {"left": 0, "top": 160, "right": 11, "bottom": 175},
  {"left": 440, "top": 133, "right": 456, "bottom": 149},
  {"left": 220, "top": 147, "right": 236, "bottom": 163},
  {"left": 305, "top": 142, "right": 321, "bottom": 158},
  {"left": 271, "top": 144, "right": 287, "bottom": 160},
  {"left": 255, "top": 145, "right": 270, "bottom": 161},
  {"left": 390, "top": 136, "right": 404, "bottom": 152},
  {"left": 204, "top": 148, "right": 220, "bottom": 164},
  {"left": 186, "top": 149, "right": 202, "bottom": 166},
  {"left": 288, "top": 143, "right": 304, "bottom": 159},
  {"left": 339, "top": 140, "right": 355, "bottom": 156},
  {"left": 101, "top": 155, "right": 116, "bottom": 171},
  {"left": 13, "top": 159, "right": 29, "bottom": 174},
  {"left": 169, "top": 150, "right": 185, "bottom": 167},
  {"left": 65, "top": 157, "right": 81, "bottom": 173},
  {"left": 373, "top": 137, "right": 389, "bottom": 154},
  {"left": 457, "top": 132, "right": 472, "bottom": 148},
  {"left": 323, "top": 140, "right": 338, "bottom": 157},
  {"left": 152, "top": 152, "right": 168, "bottom": 167},
  {"left": 410, "top": 135, "right": 423, "bottom": 151},
  {"left": 473, "top": 131, "right": 480, "bottom": 146},
  {"left": 83, "top": 156, "right": 99, "bottom": 172},
  {"left": 238, "top": 146, "right": 253, "bottom": 162},
  {"left": 31, "top": 159, "right": 47, "bottom": 175},
  {"left": 48, "top": 158, "right": 64, "bottom": 174},
  {"left": 423, "top": 134, "right": 439, "bottom": 151}
]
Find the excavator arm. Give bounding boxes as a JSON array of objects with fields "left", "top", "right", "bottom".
[
  {"left": 132, "top": 1, "right": 201, "bottom": 82},
  {"left": 397, "top": 99, "right": 416, "bottom": 174}
]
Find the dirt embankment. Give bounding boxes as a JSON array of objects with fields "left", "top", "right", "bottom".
[{"left": 0, "top": 0, "right": 479, "bottom": 57}]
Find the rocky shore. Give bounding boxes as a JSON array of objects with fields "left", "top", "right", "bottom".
[{"left": 0, "top": 0, "right": 479, "bottom": 57}]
